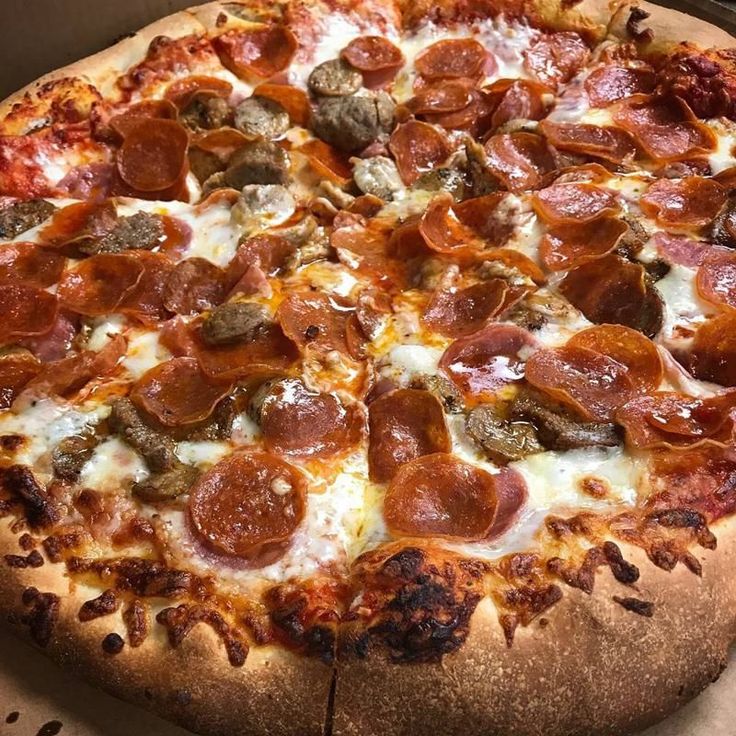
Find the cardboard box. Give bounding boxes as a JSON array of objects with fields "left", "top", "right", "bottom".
[{"left": 0, "top": 2, "right": 735, "bottom": 735}]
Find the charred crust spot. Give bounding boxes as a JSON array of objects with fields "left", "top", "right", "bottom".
[
  {"left": 547, "top": 548, "right": 604, "bottom": 594},
  {"left": 66, "top": 557, "right": 204, "bottom": 599},
  {"left": 42, "top": 531, "right": 87, "bottom": 563},
  {"left": 499, "top": 584, "right": 563, "bottom": 645},
  {"left": 18, "top": 533, "right": 35, "bottom": 551},
  {"left": 626, "top": 7, "right": 654, "bottom": 43},
  {"left": 3, "top": 550, "right": 43, "bottom": 568},
  {"left": 216, "top": 12, "right": 227, "bottom": 27},
  {"left": 0, "top": 465, "right": 59, "bottom": 528},
  {"left": 11, "top": 587, "right": 60, "bottom": 647},
  {"left": 682, "top": 551, "right": 703, "bottom": 577},
  {"left": 648, "top": 540, "right": 679, "bottom": 571},
  {"left": 78, "top": 589, "right": 120, "bottom": 622},
  {"left": 0, "top": 434, "right": 24, "bottom": 452},
  {"left": 499, "top": 613, "right": 518, "bottom": 648},
  {"left": 156, "top": 604, "right": 248, "bottom": 667},
  {"left": 648, "top": 508, "right": 717, "bottom": 550},
  {"left": 613, "top": 595, "right": 654, "bottom": 617},
  {"left": 602, "top": 541, "right": 640, "bottom": 585},
  {"left": 101, "top": 632, "right": 125, "bottom": 655},
  {"left": 123, "top": 599, "right": 149, "bottom": 648}
]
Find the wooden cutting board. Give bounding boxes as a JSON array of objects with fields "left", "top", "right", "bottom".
[{"left": 1, "top": 2, "right": 736, "bottom": 735}]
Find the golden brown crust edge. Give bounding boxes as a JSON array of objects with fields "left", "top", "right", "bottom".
[
  {"left": 334, "top": 515, "right": 736, "bottom": 736},
  {"left": 0, "top": 520, "right": 332, "bottom": 736}
]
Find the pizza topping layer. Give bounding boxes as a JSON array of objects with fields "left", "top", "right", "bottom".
[{"left": 2, "top": 1, "right": 736, "bottom": 668}]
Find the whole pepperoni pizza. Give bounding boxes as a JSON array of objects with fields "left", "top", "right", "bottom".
[{"left": 1, "top": 1, "right": 736, "bottom": 734}]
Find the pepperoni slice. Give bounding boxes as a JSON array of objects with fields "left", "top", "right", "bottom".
[
  {"left": 584, "top": 65, "right": 656, "bottom": 107},
  {"left": 640, "top": 177, "right": 727, "bottom": 229},
  {"left": 368, "top": 389, "right": 451, "bottom": 483},
  {"left": 276, "top": 291, "right": 353, "bottom": 355},
  {"left": 193, "top": 321, "right": 298, "bottom": 381},
  {"left": 227, "top": 235, "right": 294, "bottom": 283},
  {"left": 57, "top": 254, "right": 143, "bottom": 316},
  {"left": 120, "top": 251, "right": 175, "bottom": 324},
  {"left": 422, "top": 88, "right": 496, "bottom": 137},
  {"left": 109, "top": 103, "right": 179, "bottom": 140},
  {"left": 568, "top": 324, "right": 663, "bottom": 392},
  {"left": 341, "top": 36, "right": 404, "bottom": 88},
  {"left": 406, "top": 80, "right": 474, "bottom": 115},
  {"left": 423, "top": 278, "right": 507, "bottom": 338},
  {"left": 388, "top": 121, "right": 452, "bottom": 185},
  {"left": 616, "top": 391, "right": 736, "bottom": 449},
  {"left": 253, "top": 83, "right": 311, "bottom": 126},
  {"left": 23, "top": 334, "right": 126, "bottom": 399},
  {"left": 523, "top": 32, "right": 589, "bottom": 89},
  {"left": 540, "top": 217, "right": 628, "bottom": 271},
  {"left": 213, "top": 26, "right": 298, "bottom": 79},
  {"left": 612, "top": 95, "right": 716, "bottom": 161},
  {"left": 414, "top": 39, "right": 488, "bottom": 81},
  {"left": 540, "top": 121, "right": 637, "bottom": 164},
  {"left": 690, "top": 314, "right": 736, "bottom": 386},
  {"left": 384, "top": 454, "right": 524, "bottom": 541},
  {"left": 163, "top": 258, "right": 229, "bottom": 316},
  {"left": 160, "top": 316, "right": 197, "bottom": 358},
  {"left": 418, "top": 193, "right": 484, "bottom": 255},
  {"left": 188, "top": 452, "right": 306, "bottom": 561},
  {"left": 654, "top": 232, "right": 714, "bottom": 267},
  {"left": 559, "top": 255, "right": 663, "bottom": 337},
  {"left": 131, "top": 357, "right": 232, "bottom": 427},
  {"left": 697, "top": 251, "right": 736, "bottom": 310},
  {"left": 20, "top": 310, "right": 77, "bottom": 363},
  {"left": 452, "top": 193, "right": 515, "bottom": 248},
  {"left": 484, "top": 132, "right": 556, "bottom": 193},
  {"left": 117, "top": 118, "right": 189, "bottom": 193},
  {"left": 439, "top": 324, "right": 536, "bottom": 403},
  {"left": 525, "top": 345, "right": 637, "bottom": 422},
  {"left": 489, "top": 79, "right": 548, "bottom": 129},
  {"left": 533, "top": 182, "right": 619, "bottom": 224},
  {"left": 297, "top": 139, "right": 353, "bottom": 186},
  {"left": 39, "top": 200, "right": 117, "bottom": 252},
  {"left": 0, "top": 242, "right": 65, "bottom": 287},
  {"left": 0, "top": 352, "right": 42, "bottom": 408},
  {"left": 164, "top": 75, "right": 233, "bottom": 109},
  {"left": 260, "top": 378, "right": 364, "bottom": 458}
]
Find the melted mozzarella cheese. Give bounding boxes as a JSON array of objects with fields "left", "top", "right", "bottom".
[
  {"left": 656, "top": 264, "right": 714, "bottom": 343},
  {"left": 79, "top": 437, "right": 149, "bottom": 491},
  {"left": 377, "top": 344, "right": 445, "bottom": 386},
  {"left": 122, "top": 330, "right": 171, "bottom": 379}
]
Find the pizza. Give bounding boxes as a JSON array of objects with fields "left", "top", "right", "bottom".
[{"left": 1, "top": 0, "right": 736, "bottom": 734}]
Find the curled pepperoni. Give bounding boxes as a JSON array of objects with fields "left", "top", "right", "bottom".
[
  {"left": 488, "top": 79, "right": 548, "bottom": 129},
  {"left": 39, "top": 200, "right": 117, "bottom": 252},
  {"left": 131, "top": 357, "right": 232, "bottom": 427},
  {"left": 388, "top": 121, "right": 451, "bottom": 185},
  {"left": 276, "top": 291, "right": 353, "bottom": 355},
  {"left": 214, "top": 26, "right": 298, "bottom": 79},
  {"left": 297, "top": 139, "right": 352, "bottom": 186},
  {"left": 57, "top": 254, "right": 142, "bottom": 317},
  {"left": 341, "top": 36, "right": 404, "bottom": 88},
  {"left": 163, "top": 258, "right": 228, "bottom": 316},
  {"left": 690, "top": 314, "right": 736, "bottom": 386},
  {"left": 423, "top": 278, "right": 508, "bottom": 338},
  {"left": 117, "top": 118, "right": 189, "bottom": 193},
  {"left": 415, "top": 39, "right": 489, "bottom": 81},
  {"left": 616, "top": 391, "right": 736, "bottom": 449},
  {"left": 422, "top": 88, "right": 496, "bottom": 137},
  {"left": 120, "top": 251, "right": 175, "bottom": 324},
  {"left": 640, "top": 177, "right": 727, "bottom": 229},
  {"left": 21, "top": 310, "right": 77, "bottom": 363},
  {"left": 540, "top": 121, "right": 637, "bottom": 164},
  {"left": 188, "top": 452, "right": 306, "bottom": 561},
  {"left": 253, "top": 83, "right": 311, "bottom": 126},
  {"left": 160, "top": 316, "right": 197, "bottom": 358},
  {"left": 419, "top": 193, "right": 483, "bottom": 255},
  {"left": 406, "top": 80, "right": 474, "bottom": 115},
  {"left": 697, "top": 251, "right": 736, "bottom": 310},
  {"left": 559, "top": 255, "right": 663, "bottom": 337},
  {"left": 540, "top": 217, "right": 628, "bottom": 271},
  {"left": 585, "top": 65, "right": 656, "bottom": 107},
  {"left": 453, "top": 193, "right": 515, "bottom": 248},
  {"left": 260, "top": 378, "right": 364, "bottom": 458},
  {"left": 227, "top": 235, "right": 294, "bottom": 282},
  {"left": 164, "top": 75, "right": 233, "bottom": 108},
  {"left": 368, "top": 389, "right": 451, "bottom": 483},
  {"left": 0, "top": 353, "right": 42, "bottom": 408},
  {"left": 484, "top": 132, "right": 556, "bottom": 193},
  {"left": 439, "top": 324, "right": 536, "bottom": 403},
  {"left": 533, "top": 182, "right": 619, "bottom": 224},
  {"left": 0, "top": 242, "right": 65, "bottom": 287},
  {"left": 568, "top": 324, "right": 663, "bottom": 393},
  {"left": 654, "top": 232, "right": 714, "bottom": 267},
  {"left": 523, "top": 32, "right": 589, "bottom": 89},
  {"left": 525, "top": 345, "right": 637, "bottom": 422},
  {"left": 612, "top": 95, "right": 716, "bottom": 161},
  {"left": 193, "top": 321, "right": 298, "bottom": 381},
  {"left": 384, "top": 454, "right": 524, "bottom": 541}
]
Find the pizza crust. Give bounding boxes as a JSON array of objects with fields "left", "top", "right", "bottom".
[
  {"left": 334, "top": 516, "right": 736, "bottom": 736},
  {"left": 0, "top": 518, "right": 333, "bottom": 736}
]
